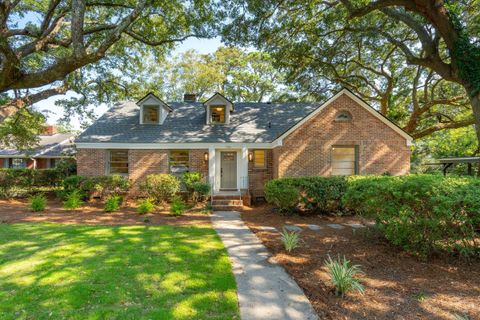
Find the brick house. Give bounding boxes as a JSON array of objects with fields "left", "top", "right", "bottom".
[
  {"left": 0, "top": 126, "right": 75, "bottom": 169},
  {"left": 75, "top": 89, "right": 412, "bottom": 201}
]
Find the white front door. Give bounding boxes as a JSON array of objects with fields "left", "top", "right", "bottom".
[{"left": 220, "top": 151, "right": 237, "bottom": 189}]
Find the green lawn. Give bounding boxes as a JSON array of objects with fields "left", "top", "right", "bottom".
[{"left": 0, "top": 223, "right": 238, "bottom": 320}]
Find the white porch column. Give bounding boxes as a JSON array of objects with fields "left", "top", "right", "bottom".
[
  {"left": 208, "top": 146, "right": 216, "bottom": 191},
  {"left": 239, "top": 145, "right": 249, "bottom": 190}
]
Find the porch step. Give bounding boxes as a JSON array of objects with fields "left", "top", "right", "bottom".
[
  {"left": 212, "top": 205, "right": 244, "bottom": 211},
  {"left": 211, "top": 193, "right": 244, "bottom": 211},
  {"left": 212, "top": 199, "right": 243, "bottom": 206}
]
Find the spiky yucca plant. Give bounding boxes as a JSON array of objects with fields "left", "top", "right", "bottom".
[
  {"left": 324, "top": 255, "right": 365, "bottom": 297},
  {"left": 281, "top": 229, "right": 300, "bottom": 252}
]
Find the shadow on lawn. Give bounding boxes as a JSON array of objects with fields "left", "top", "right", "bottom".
[{"left": 0, "top": 223, "right": 238, "bottom": 319}]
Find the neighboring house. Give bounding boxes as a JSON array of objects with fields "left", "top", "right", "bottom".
[
  {"left": 75, "top": 89, "right": 412, "bottom": 200},
  {"left": 0, "top": 126, "right": 76, "bottom": 169}
]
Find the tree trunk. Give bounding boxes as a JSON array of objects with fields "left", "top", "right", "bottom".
[{"left": 469, "top": 90, "right": 480, "bottom": 146}]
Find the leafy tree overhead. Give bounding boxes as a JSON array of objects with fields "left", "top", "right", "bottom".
[
  {"left": 222, "top": 0, "right": 480, "bottom": 144},
  {"left": 0, "top": 0, "right": 216, "bottom": 120}
]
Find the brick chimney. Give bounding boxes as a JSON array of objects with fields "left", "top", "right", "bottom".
[
  {"left": 42, "top": 125, "right": 57, "bottom": 135},
  {"left": 183, "top": 93, "right": 197, "bottom": 102}
]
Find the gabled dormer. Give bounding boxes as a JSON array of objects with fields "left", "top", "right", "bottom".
[
  {"left": 137, "top": 93, "right": 172, "bottom": 125},
  {"left": 203, "top": 92, "right": 234, "bottom": 125}
]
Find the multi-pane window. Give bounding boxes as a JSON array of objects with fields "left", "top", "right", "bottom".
[
  {"left": 109, "top": 150, "right": 128, "bottom": 175},
  {"left": 10, "top": 158, "right": 26, "bottom": 168},
  {"left": 169, "top": 150, "right": 190, "bottom": 174},
  {"left": 331, "top": 146, "right": 358, "bottom": 176},
  {"left": 143, "top": 105, "right": 159, "bottom": 124},
  {"left": 253, "top": 150, "right": 266, "bottom": 168},
  {"left": 210, "top": 105, "right": 226, "bottom": 123}
]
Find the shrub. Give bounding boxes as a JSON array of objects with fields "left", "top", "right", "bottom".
[
  {"left": 324, "top": 255, "right": 365, "bottom": 297},
  {"left": 192, "top": 182, "right": 211, "bottom": 203},
  {"left": 264, "top": 181, "right": 299, "bottom": 213},
  {"left": 63, "top": 190, "right": 84, "bottom": 210},
  {"left": 0, "top": 168, "right": 70, "bottom": 198},
  {"left": 182, "top": 172, "right": 202, "bottom": 192},
  {"left": 342, "top": 175, "right": 480, "bottom": 258},
  {"left": 265, "top": 174, "right": 480, "bottom": 258},
  {"left": 104, "top": 195, "right": 122, "bottom": 212},
  {"left": 170, "top": 197, "right": 186, "bottom": 216},
  {"left": 281, "top": 229, "right": 300, "bottom": 252},
  {"left": 264, "top": 176, "right": 347, "bottom": 213},
  {"left": 137, "top": 199, "right": 155, "bottom": 215},
  {"left": 30, "top": 194, "right": 47, "bottom": 212},
  {"left": 140, "top": 174, "right": 180, "bottom": 204},
  {"left": 62, "top": 175, "right": 129, "bottom": 200}
]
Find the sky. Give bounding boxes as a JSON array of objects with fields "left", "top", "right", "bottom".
[{"left": 34, "top": 37, "right": 224, "bottom": 130}]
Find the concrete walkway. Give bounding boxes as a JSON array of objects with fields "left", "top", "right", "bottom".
[{"left": 211, "top": 211, "right": 318, "bottom": 320}]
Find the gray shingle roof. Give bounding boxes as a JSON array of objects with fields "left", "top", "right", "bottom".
[
  {"left": 76, "top": 101, "right": 321, "bottom": 144},
  {"left": 0, "top": 133, "right": 75, "bottom": 157}
]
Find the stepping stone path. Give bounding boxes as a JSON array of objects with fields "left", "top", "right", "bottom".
[
  {"left": 258, "top": 226, "right": 278, "bottom": 232},
  {"left": 284, "top": 225, "right": 303, "bottom": 232},
  {"left": 307, "top": 224, "right": 322, "bottom": 231},
  {"left": 327, "top": 223, "right": 344, "bottom": 230},
  {"left": 347, "top": 223, "right": 365, "bottom": 229}
]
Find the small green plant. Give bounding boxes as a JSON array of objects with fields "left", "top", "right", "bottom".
[
  {"left": 324, "top": 255, "right": 365, "bottom": 297},
  {"left": 412, "top": 291, "right": 427, "bottom": 302},
  {"left": 137, "top": 199, "right": 155, "bottom": 215},
  {"left": 281, "top": 229, "right": 300, "bottom": 252},
  {"left": 170, "top": 197, "right": 186, "bottom": 216},
  {"left": 30, "top": 194, "right": 47, "bottom": 212},
  {"left": 104, "top": 195, "right": 122, "bottom": 212},
  {"left": 192, "top": 182, "right": 211, "bottom": 203},
  {"left": 182, "top": 172, "right": 202, "bottom": 191},
  {"left": 63, "top": 190, "right": 84, "bottom": 210},
  {"left": 454, "top": 314, "right": 471, "bottom": 320}
]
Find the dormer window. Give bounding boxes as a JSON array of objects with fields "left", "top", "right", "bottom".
[
  {"left": 137, "top": 92, "right": 172, "bottom": 125},
  {"left": 204, "top": 93, "right": 234, "bottom": 125},
  {"left": 210, "top": 105, "right": 226, "bottom": 123},
  {"left": 143, "top": 105, "right": 159, "bottom": 124}
]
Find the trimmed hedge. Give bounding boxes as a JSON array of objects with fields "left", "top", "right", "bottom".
[
  {"left": 62, "top": 175, "right": 130, "bottom": 200},
  {"left": 0, "top": 168, "right": 70, "bottom": 198},
  {"left": 264, "top": 176, "right": 347, "bottom": 213},
  {"left": 265, "top": 175, "right": 480, "bottom": 258}
]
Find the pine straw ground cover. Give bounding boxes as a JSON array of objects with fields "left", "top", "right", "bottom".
[
  {"left": 0, "top": 200, "right": 238, "bottom": 320},
  {"left": 241, "top": 205, "right": 480, "bottom": 320}
]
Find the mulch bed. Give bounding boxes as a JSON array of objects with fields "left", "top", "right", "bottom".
[
  {"left": 0, "top": 198, "right": 211, "bottom": 226},
  {"left": 241, "top": 205, "right": 480, "bottom": 320}
]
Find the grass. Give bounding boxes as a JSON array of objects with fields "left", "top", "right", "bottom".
[{"left": 0, "top": 223, "right": 238, "bottom": 320}]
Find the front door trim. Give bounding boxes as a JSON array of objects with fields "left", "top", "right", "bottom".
[{"left": 220, "top": 151, "right": 237, "bottom": 190}]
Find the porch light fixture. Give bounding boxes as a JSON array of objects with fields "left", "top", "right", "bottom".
[
  {"left": 204, "top": 152, "right": 209, "bottom": 162},
  {"left": 248, "top": 152, "right": 253, "bottom": 162}
]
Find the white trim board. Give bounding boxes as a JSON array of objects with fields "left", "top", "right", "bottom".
[
  {"left": 76, "top": 141, "right": 282, "bottom": 149},
  {"left": 273, "top": 89, "right": 413, "bottom": 146}
]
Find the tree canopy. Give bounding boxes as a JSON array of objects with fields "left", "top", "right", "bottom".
[
  {"left": 0, "top": 0, "right": 216, "bottom": 119},
  {"left": 222, "top": 0, "right": 480, "bottom": 144}
]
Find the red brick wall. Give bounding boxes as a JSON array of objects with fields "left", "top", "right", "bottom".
[
  {"left": 77, "top": 149, "right": 107, "bottom": 176},
  {"left": 77, "top": 149, "right": 209, "bottom": 192},
  {"left": 273, "top": 94, "right": 411, "bottom": 178},
  {"left": 189, "top": 150, "right": 209, "bottom": 181},
  {"left": 248, "top": 149, "right": 273, "bottom": 199},
  {"left": 36, "top": 158, "right": 48, "bottom": 169}
]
